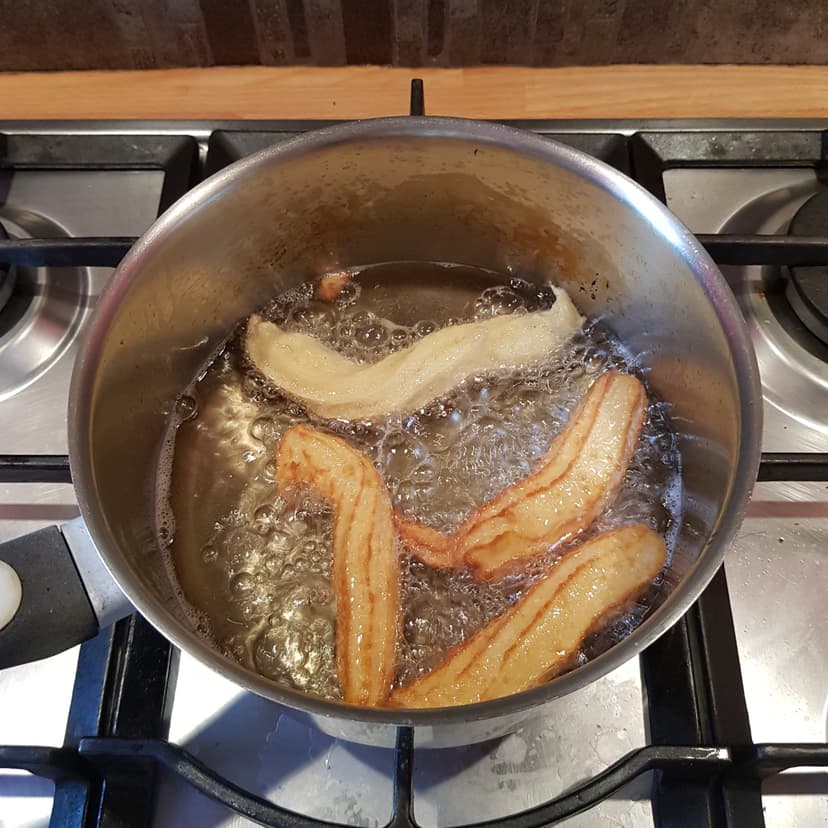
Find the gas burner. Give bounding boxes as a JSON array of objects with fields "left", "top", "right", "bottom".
[
  {"left": 0, "top": 221, "right": 13, "bottom": 314},
  {"left": 706, "top": 172, "right": 828, "bottom": 434},
  {"left": 0, "top": 211, "right": 87, "bottom": 402},
  {"left": 786, "top": 190, "right": 828, "bottom": 345}
]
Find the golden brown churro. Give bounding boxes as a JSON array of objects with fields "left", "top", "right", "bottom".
[
  {"left": 276, "top": 425, "right": 399, "bottom": 706},
  {"left": 389, "top": 524, "right": 666, "bottom": 708},
  {"left": 395, "top": 371, "right": 648, "bottom": 579}
]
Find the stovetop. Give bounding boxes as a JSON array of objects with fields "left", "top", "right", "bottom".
[{"left": 0, "top": 108, "right": 827, "bottom": 828}]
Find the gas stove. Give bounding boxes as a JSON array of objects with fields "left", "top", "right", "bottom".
[{"left": 0, "top": 100, "right": 827, "bottom": 827}]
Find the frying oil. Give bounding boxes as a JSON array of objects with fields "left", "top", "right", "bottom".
[{"left": 158, "top": 263, "right": 682, "bottom": 701}]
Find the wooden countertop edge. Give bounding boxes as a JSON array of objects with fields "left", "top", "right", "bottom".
[{"left": 0, "top": 65, "right": 826, "bottom": 120}]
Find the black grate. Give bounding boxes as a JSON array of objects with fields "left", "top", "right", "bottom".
[{"left": 1, "top": 114, "right": 827, "bottom": 828}]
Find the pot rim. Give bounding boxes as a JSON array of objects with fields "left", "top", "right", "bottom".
[{"left": 68, "top": 115, "right": 763, "bottom": 728}]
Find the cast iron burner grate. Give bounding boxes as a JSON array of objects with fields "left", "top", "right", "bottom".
[
  {"left": 0, "top": 220, "right": 13, "bottom": 316},
  {"left": 787, "top": 190, "right": 828, "bottom": 345},
  {"left": 0, "top": 82, "right": 827, "bottom": 827}
]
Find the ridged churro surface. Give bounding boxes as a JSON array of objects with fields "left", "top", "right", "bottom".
[
  {"left": 277, "top": 425, "right": 399, "bottom": 706},
  {"left": 396, "top": 371, "right": 648, "bottom": 579},
  {"left": 390, "top": 525, "right": 666, "bottom": 708}
]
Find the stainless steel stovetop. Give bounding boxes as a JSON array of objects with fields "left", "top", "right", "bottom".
[{"left": 0, "top": 119, "right": 826, "bottom": 828}]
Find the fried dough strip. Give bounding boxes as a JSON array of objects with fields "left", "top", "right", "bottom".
[
  {"left": 276, "top": 425, "right": 399, "bottom": 706},
  {"left": 245, "top": 287, "right": 583, "bottom": 421},
  {"left": 389, "top": 524, "right": 666, "bottom": 708},
  {"left": 395, "top": 371, "right": 647, "bottom": 579}
]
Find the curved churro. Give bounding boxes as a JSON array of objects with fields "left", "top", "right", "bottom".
[
  {"left": 245, "top": 287, "right": 583, "bottom": 420},
  {"left": 389, "top": 524, "right": 666, "bottom": 708},
  {"left": 395, "top": 371, "right": 648, "bottom": 579},
  {"left": 276, "top": 425, "right": 399, "bottom": 706}
]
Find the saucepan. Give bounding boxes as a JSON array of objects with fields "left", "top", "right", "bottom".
[{"left": 0, "top": 117, "right": 762, "bottom": 748}]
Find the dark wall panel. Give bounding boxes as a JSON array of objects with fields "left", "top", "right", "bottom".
[{"left": 1, "top": 0, "right": 827, "bottom": 70}]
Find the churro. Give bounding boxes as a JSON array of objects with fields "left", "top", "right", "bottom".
[
  {"left": 276, "top": 425, "right": 399, "bottom": 706},
  {"left": 245, "top": 287, "right": 583, "bottom": 420},
  {"left": 395, "top": 371, "right": 647, "bottom": 579},
  {"left": 389, "top": 524, "right": 666, "bottom": 708}
]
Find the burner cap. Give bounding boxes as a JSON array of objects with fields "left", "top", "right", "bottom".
[
  {"left": 0, "top": 221, "right": 13, "bottom": 315},
  {"left": 787, "top": 191, "right": 828, "bottom": 345}
]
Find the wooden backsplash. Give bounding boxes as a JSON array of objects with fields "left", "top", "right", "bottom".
[{"left": 2, "top": 0, "right": 827, "bottom": 71}]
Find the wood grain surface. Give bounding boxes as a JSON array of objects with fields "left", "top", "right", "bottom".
[{"left": 1, "top": 65, "right": 826, "bottom": 120}]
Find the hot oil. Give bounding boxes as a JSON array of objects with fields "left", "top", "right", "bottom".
[{"left": 160, "top": 262, "right": 682, "bottom": 700}]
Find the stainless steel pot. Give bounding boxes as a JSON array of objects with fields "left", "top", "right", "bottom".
[{"left": 0, "top": 117, "right": 762, "bottom": 748}]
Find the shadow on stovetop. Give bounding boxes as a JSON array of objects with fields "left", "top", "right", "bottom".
[
  {"left": 156, "top": 689, "right": 400, "bottom": 826},
  {"left": 155, "top": 653, "right": 650, "bottom": 827},
  {"left": 762, "top": 771, "right": 828, "bottom": 797},
  {"left": 0, "top": 504, "right": 79, "bottom": 522},
  {"left": 155, "top": 685, "right": 516, "bottom": 827}
]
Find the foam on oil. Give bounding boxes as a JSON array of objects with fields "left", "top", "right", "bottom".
[{"left": 157, "top": 263, "right": 682, "bottom": 700}]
